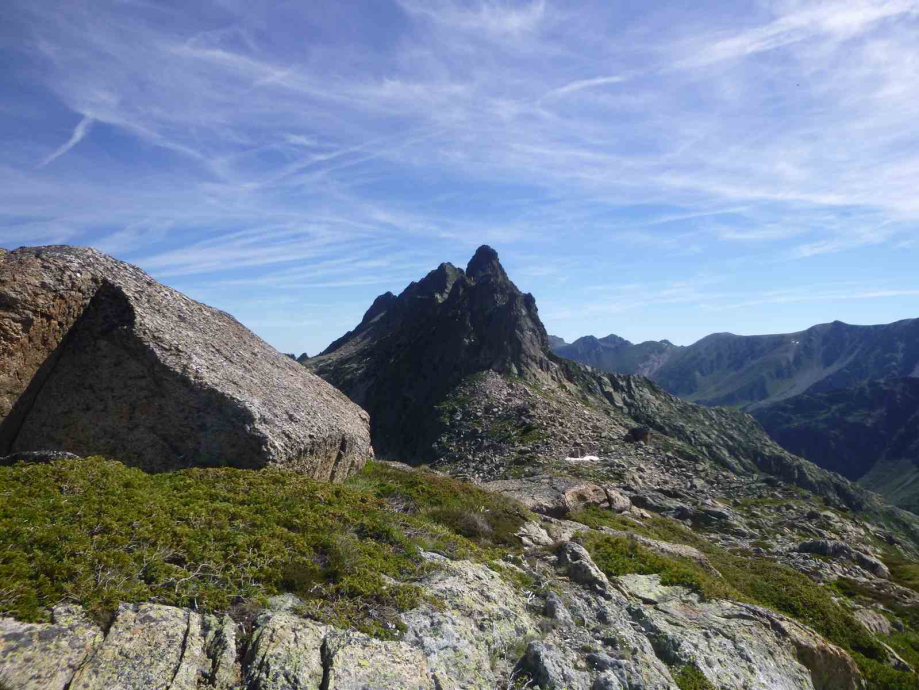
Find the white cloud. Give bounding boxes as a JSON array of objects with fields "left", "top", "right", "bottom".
[
  {"left": 38, "top": 116, "right": 94, "bottom": 167},
  {"left": 397, "top": 0, "right": 547, "bottom": 36},
  {"left": 542, "top": 75, "right": 629, "bottom": 101}
]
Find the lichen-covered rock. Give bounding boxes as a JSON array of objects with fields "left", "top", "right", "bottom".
[
  {"left": 68, "top": 603, "right": 237, "bottom": 690},
  {"left": 523, "top": 641, "right": 591, "bottom": 690},
  {"left": 853, "top": 607, "right": 893, "bottom": 636},
  {"left": 557, "top": 541, "right": 612, "bottom": 598},
  {"left": 515, "top": 520, "right": 554, "bottom": 548},
  {"left": 0, "top": 606, "right": 102, "bottom": 690},
  {"left": 604, "top": 487, "right": 632, "bottom": 513},
  {"left": 244, "top": 613, "right": 327, "bottom": 689},
  {"left": 0, "top": 246, "right": 371, "bottom": 479},
  {"left": 402, "top": 558, "right": 540, "bottom": 689},
  {"left": 618, "top": 574, "right": 865, "bottom": 690},
  {"left": 325, "top": 630, "right": 435, "bottom": 689}
]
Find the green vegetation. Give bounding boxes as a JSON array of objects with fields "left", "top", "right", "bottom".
[
  {"left": 832, "top": 574, "right": 919, "bottom": 689},
  {"left": 853, "top": 653, "right": 919, "bottom": 690},
  {"left": 674, "top": 664, "right": 716, "bottom": 690},
  {"left": 0, "top": 457, "right": 529, "bottom": 637},
  {"left": 706, "top": 553, "right": 886, "bottom": 660},
  {"left": 581, "top": 533, "right": 734, "bottom": 601},
  {"left": 571, "top": 506, "right": 714, "bottom": 552},
  {"left": 885, "top": 554, "right": 919, "bottom": 593}
]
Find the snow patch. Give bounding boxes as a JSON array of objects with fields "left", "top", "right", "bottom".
[{"left": 566, "top": 455, "right": 600, "bottom": 463}]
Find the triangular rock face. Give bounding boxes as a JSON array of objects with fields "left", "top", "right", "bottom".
[
  {"left": 0, "top": 246, "right": 371, "bottom": 478},
  {"left": 308, "top": 245, "right": 552, "bottom": 460}
]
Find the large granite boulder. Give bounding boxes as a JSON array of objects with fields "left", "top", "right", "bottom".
[{"left": 0, "top": 246, "right": 371, "bottom": 478}]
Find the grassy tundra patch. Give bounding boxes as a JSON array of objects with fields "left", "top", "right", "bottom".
[{"left": 0, "top": 457, "right": 528, "bottom": 637}]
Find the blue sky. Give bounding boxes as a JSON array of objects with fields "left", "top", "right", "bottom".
[{"left": 2, "top": 0, "right": 918, "bottom": 355}]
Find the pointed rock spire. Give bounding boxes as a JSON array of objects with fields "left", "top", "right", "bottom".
[{"left": 466, "top": 245, "right": 508, "bottom": 281}]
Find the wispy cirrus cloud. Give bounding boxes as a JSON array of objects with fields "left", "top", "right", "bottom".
[
  {"left": 38, "top": 116, "right": 93, "bottom": 167},
  {"left": 396, "top": 0, "right": 548, "bottom": 36},
  {"left": 541, "top": 75, "right": 630, "bottom": 101},
  {"left": 2, "top": 0, "right": 918, "bottom": 352}
]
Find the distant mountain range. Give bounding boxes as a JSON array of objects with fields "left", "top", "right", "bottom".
[
  {"left": 551, "top": 319, "right": 919, "bottom": 510},
  {"left": 553, "top": 334, "right": 680, "bottom": 378}
]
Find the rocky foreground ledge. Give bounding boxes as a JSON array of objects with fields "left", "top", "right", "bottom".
[
  {"left": 0, "top": 522, "right": 867, "bottom": 690},
  {"left": 0, "top": 246, "right": 371, "bottom": 478}
]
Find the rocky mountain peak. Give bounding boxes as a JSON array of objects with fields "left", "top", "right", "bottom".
[
  {"left": 599, "top": 333, "right": 632, "bottom": 348},
  {"left": 465, "top": 244, "right": 508, "bottom": 282},
  {"left": 307, "top": 246, "right": 552, "bottom": 460}
]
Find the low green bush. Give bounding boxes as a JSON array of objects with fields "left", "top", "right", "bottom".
[
  {"left": 580, "top": 533, "right": 735, "bottom": 601},
  {"left": 0, "top": 457, "right": 529, "bottom": 637},
  {"left": 673, "top": 664, "right": 716, "bottom": 690},
  {"left": 571, "top": 506, "right": 715, "bottom": 553}
]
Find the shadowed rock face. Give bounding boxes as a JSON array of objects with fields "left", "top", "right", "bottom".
[
  {"left": 0, "top": 246, "right": 371, "bottom": 478},
  {"left": 308, "top": 245, "right": 551, "bottom": 461}
]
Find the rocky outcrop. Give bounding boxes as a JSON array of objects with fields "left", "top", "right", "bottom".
[
  {"left": 617, "top": 574, "right": 865, "bottom": 690},
  {"left": 307, "top": 245, "right": 552, "bottom": 460},
  {"left": 0, "top": 606, "right": 102, "bottom": 690},
  {"left": 0, "top": 246, "right": 371, "bottom": 478},
  {"left": 794, "top": 540, "right": 891, "bottom": 579},
  {"left": 1, "top": 544, "right": 871, "bottom": 690},
  {"left": 69, "top": 603, "right": 238, "bottom": 690}
]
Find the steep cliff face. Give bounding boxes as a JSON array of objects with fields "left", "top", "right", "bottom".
[{"left": 308, "top": 245, "right": 552, "bottom": 460}]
